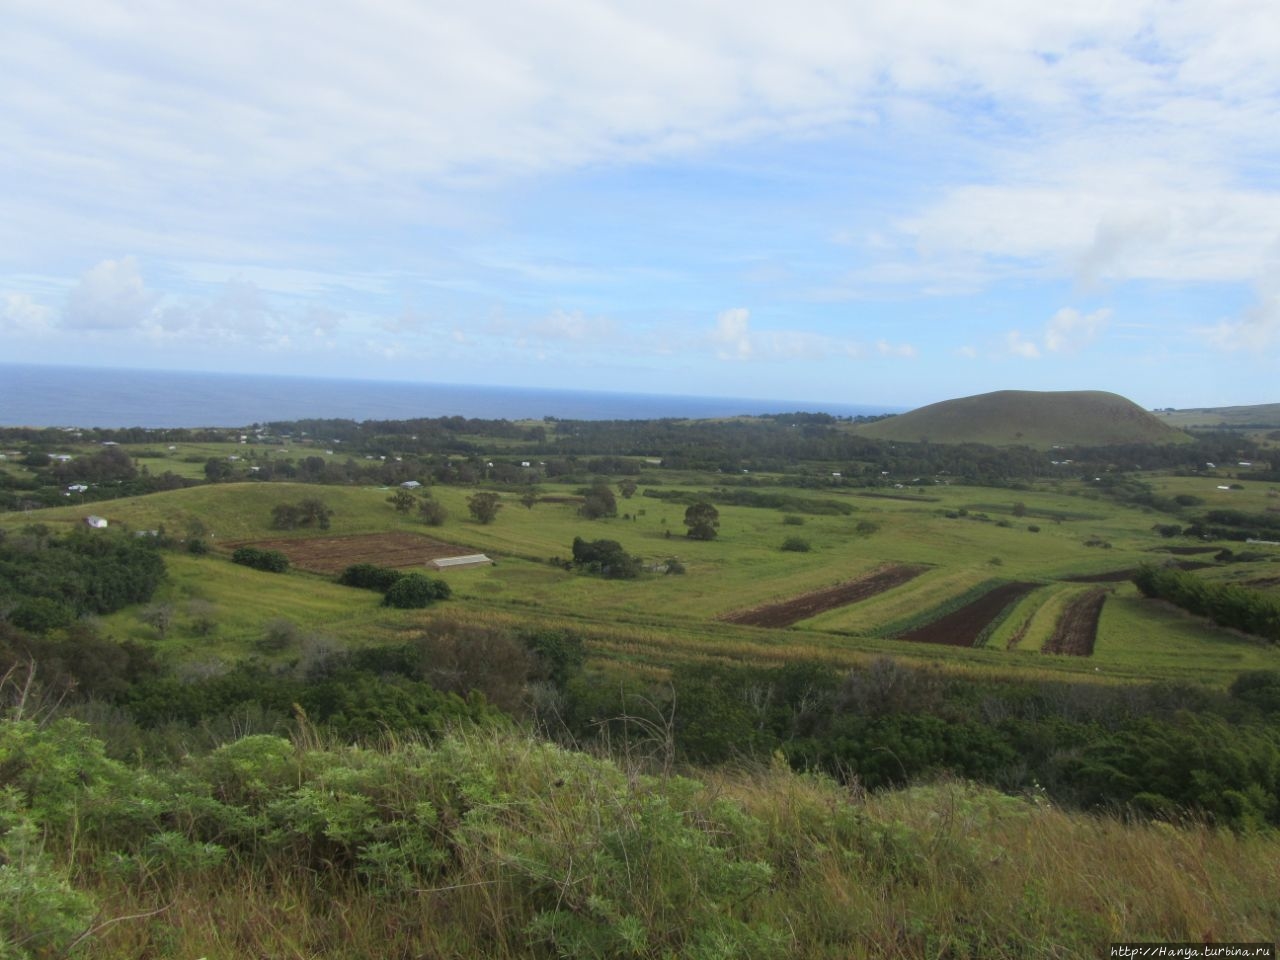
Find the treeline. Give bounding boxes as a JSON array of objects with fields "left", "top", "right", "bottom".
[
  {"left": 642, "top": 487, "right": 855, "bottom": 515},
  {"left": 1132, "top": 564, "right": 1280, "bottom": 643},
  {"left": 562, "top": 658, "right": 1280, "bottom": 831}
]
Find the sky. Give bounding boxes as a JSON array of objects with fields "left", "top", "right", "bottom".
[{"left": 2, "top": 1, "right": 1279, "bottom": 411}]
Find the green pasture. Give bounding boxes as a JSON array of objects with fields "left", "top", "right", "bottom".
[
  {"left": 1145, "top": 474, "right": 1280, "bottom": 513},
  {"left": 8, "top": 470, "right": 1279, "bottom": 687}
]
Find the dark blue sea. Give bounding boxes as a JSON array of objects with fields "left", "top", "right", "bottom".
[{"left": 0, "top": 364, "right": 896, "bottom": 428}]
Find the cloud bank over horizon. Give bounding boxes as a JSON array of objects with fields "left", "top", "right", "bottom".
[{"left": 2, "top": 1, "right": 1278, "bottom": 408}]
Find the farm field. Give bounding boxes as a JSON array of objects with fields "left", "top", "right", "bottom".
[{"left": 10, "top": 465, "right": 1276, "bottom": 687}]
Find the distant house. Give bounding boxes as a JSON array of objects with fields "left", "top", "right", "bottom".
[
  {"left": 400, "top": 480, "right": 422, "bottom": 489},
  {"left": 66, "top": 484, "right": 88, "bottom": 494},
  {"left": 84, "top": 515, "right": 108, "bottom": 529}
]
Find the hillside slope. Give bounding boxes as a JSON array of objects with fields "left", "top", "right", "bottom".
[{"left": 854, "top": 389, "right": 1190, "bottom": 446}]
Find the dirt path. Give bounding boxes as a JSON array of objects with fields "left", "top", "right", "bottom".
[
  {"left": 1042, "top": 588, "right": 1106, "bottom": 656},
  {"left": 898, "top": 581, "right": 1039, "bottom": 647},
  {"left": 720, "top": 564, "right": 930, "bottom": 628},
  {"left": 225, "top": 532, "right": 472, "bottom": 574}
]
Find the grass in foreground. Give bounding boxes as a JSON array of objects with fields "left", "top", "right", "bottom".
[{"left": 8, "top": 720, "right": 1278, "bottom": 960}]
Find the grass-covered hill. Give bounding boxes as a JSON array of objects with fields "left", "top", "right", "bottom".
[
  {"left": 1155, "top": 402, "right": 1280, "bottom": 430},
  {"left": 855, "top": 389, "right": 1191, "bottom": 447}
]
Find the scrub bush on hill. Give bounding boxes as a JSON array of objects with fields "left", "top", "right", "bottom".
[
  {"left": 382, "top": 573, "right": 451, "bottom": 608},
  {"left": 0, "top": 527, "right": 165, "bottom": 629},
  {"left": 338, "top": 562, "right": 406, "bottom": 592},
  {"left": 570, "top": 537, "right": 642, "bottom": 578},
  {"left": 230, "top": 546, "right": 290, "bottom": 573}
]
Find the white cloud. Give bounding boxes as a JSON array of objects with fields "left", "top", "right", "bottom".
[
  {"left": 956, "top": 345, "right": 978, "bottom": 359},
  {"left": 1200, "top": 280, "right": 1280, "bottom": 352},
  {"left": 708, "top": 307, "right": 869, "bottom": 362},
  {"left": 0, "top": 292, "right": 55, "bottom": 334},
  {"left": 876, "top": 339, "right": 917, "bottom": 358},
  {"left": 528, "top": 309, "right": 616, "bottom": 343},
  {"left": 712, "top": 307, "right": 753, "bottom": 361},
  {"left": 1006, "top": 331, "right": 1041, "bottom": 359},
  {"left": 1045, "top": 307, "right": 1111, "bottom": 353},
  {"left": 63, "top": 257, "right": 157, "bottom": 330}
]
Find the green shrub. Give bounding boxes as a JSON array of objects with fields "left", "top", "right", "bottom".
[
  {"left": 338, "top": 563, "right": 406, "bottom": 592},
  {"left": 383, "top": 574, "right": 452, "bottom": 609},
  {"left": 780, "top": 537, "right": 811, "bottom": 553},
  {"left": 231, "top": 546, "right": 289, "bottom": 573}
]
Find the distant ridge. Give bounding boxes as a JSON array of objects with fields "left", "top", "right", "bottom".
[{"left": 853, "top": 390, "right": 1191, "bottom": 447}]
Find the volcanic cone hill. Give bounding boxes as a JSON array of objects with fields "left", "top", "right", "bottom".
[{"left": 854, "top": 389, "right": 1191, "bottom": 446}]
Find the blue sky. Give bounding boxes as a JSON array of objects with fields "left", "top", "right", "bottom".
[{"left": 2, "top": 0, "right": 1278, "bottom": 410}]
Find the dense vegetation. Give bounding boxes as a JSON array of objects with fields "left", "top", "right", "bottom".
[
  {"left": 0, "top": 527, "right": 164, "bottom": 633},
  {"left": 1133, "top": 564, "right": 1280, "bottom": 643},
  {"left": 1, "top": 405, "right": 1278, "bottom": 958}
]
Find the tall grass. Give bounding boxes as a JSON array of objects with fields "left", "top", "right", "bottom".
[{"left": 10, "top": 721, "right": 1276, "bottom": 960}]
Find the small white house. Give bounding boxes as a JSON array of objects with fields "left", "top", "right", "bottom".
[
  {"left": 400, "top": 480, "right": 422, "bottom": 489},
  {"left": 84, "top": 515, "right": 108, "bottom": 529},
  {"left": 67, "top": 484, "right": 88, "bottom": 493}
]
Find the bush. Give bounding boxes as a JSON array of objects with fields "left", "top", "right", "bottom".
[
  {"left": 418, "top": 499, "right": 447, "bottom": 526},
  {"left": 782, "top": 514, "right": 805, "bottom": 526},
  {"left": 383, "top": 574, "right": 452, "bottom": 609},
  {"left": 231, "top": 546, "right": 290, "bottom": 573},
  {"left": 1027, "top": 525, "right": 1040, "bottom": 533},
  {"left": 780, "top": 537, "right": 811, "bottom": 553},
  {"left": 338, "top": 563, "right": 406, "bottom": 592},
  {"left": 571, "top": 537, "right": 642, "bottom": 579}
]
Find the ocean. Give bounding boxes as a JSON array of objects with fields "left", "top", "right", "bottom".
[{"left": 0, "top": 364, "right": 896, "bottom": 428}]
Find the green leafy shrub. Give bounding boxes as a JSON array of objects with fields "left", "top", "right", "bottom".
[
  {"left": 231, "top": 546, "right": 289, "bottom": 573},
  {"left": 780, "top": 537, "right": 811, "bottom": 552},
  {"left": 382, "top": 573, "right": 452, "bottom": 609},
  {"left": 338, "top": 563, "right": 406, "bottom": 592}
]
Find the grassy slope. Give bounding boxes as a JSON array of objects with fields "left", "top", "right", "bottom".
[
  {"left": 854, "top": 389, "right": 1191, "bottom": 446},
  {"left": 73, "top": 728, "right": 1280, "bottom": 960},
  {"left": 9, "top": 473, "right": 1276, "bottom": 686},
  {"left": 1154, "top": 402, "right": 1280, "bottom": 429}
]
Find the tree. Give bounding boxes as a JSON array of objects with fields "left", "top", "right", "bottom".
[
  {"left": 618, "top": 479, "right": 638, "bottom": 499},
  {"left": 271, "top": 503, "right": 302, "bottom": 529},
  {"left": 467, "top": 492, "right": 502, "bottom": 524},
  {"left": 387, "top": 489, "right": 417, "bottom": 513},
  {"left": 418, "top": 499, "right": 447, "bottom": 526},
  {"left": 571, "top": 536, "right": 641, "bottom": 579},
  {"left": 520, "top": 489, "right": 540, "bottom": 510},
  {"left": 383, "top": 573, "right": 452, "bottom": 608},
  {"left": 298, "top": 498, "right": 333, "bottom": 530},
  {"left": 579, "top": 482, "right": 617, "bottom": 520},
  {"left": 684, "top": 502, "right": 719, "bottom": 540},
  {"left": 140, "top": 602, "right": 176, "bottom": 638}
]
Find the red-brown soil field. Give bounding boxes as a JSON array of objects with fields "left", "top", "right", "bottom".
[
  {"left": 1041, "top": 588, "right": 1107, "bottom": 656},
  {"left": 225, "top": 532, "right": 474, "bottom": 575},
  {"left": 720, "top": 564, "right": 930, "bottom": 628},
  {"left": 898, "top": 581, "right": 1039, "bottom": 647}
]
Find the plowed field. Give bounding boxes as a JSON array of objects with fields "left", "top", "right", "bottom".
[
  {"left": 226, "top": 533, "right": 473, "bottom": 574},
  {"left": 1041, "top": 588, "right": 1106, "bottom": 656},
  {"left": 720, "top": 564, "right": 929, "bottom": 628},
  {"left": 898, "top": 581, "right": 1039, "bottom": 647}
]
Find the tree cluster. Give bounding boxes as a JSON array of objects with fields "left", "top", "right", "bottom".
[
  {"left": 231, "top": 546, "right": 290, "bottom": 573},
  {"left": 1132, "top": 564, "right": 1280, "bottom": 643},
  {"left": 0, "top": 526, "right": 165, "bottom": 633},
  {"left": 570, "top": 537, "right": 642, "bottom": 579},
  {"left": 270, "top": 498, "right": 334, "bottom": 531}
]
